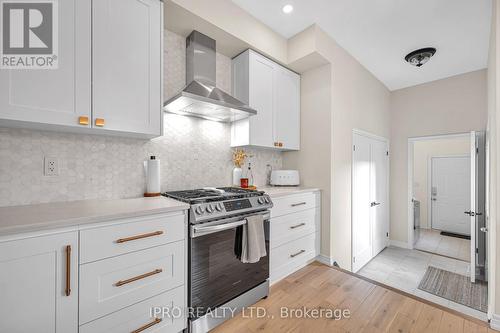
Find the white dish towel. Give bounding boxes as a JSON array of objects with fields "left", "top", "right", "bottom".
[{"left": 241, "top": 214, "right": 267, "bottom": 263}]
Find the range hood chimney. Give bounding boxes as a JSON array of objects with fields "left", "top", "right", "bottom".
[{"left": 163, "top": 31, "right": 257, "bottom": 122}]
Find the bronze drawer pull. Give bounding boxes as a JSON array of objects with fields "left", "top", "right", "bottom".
[
  {"left": 290, "top": 223, "right": 306, "bottom": 229},
  {"left": 116, "top": 231, "right": 164, "bottom": 244},
  {"left": 115, "top": 269, "right": 163, "bottom": 287},
  {"left": 131, "top": 318, "right": 162, "bottom": 333},
  {"left": 290, "top": 249, "right": 306, "bottom": 258},
  {"left": 291, "top": 202, "right": 306, "bottom": 207},
  {"left": 65, "top": 245, "right": 71, "bottom": 296}
]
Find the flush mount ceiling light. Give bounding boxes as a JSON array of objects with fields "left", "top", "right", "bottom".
[
  {"left": 282, "top": 4, "right": 294, "bottom": 14},
  {"left": 405, "top": 47, "right": 436, "bottom": 67}
]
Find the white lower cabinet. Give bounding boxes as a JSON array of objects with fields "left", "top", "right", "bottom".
[
  {"left": 0, "top": 232, "right": 79, "bottom": 333},
  {"left": 0, "top": 211, "right": 187, "bottom": 333},
  {"left": 269, "top": 191, "right": 320, "bottom": 283},
  {"left": 79, "top": 286, "right": 185, "bottom": 333},
  {"left": 79, "top": 241, "right": 184, "bottom": 324}
]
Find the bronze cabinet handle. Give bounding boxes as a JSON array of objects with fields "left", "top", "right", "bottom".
[
  {"left": 115, "top": 269, "right": 163, "bottom": 287},
  {"left": 78, "top": 116, "right": 89, "bottom": 125},
  {"left": 95, "top": 118, "right": 105, "bottom": 127},
  {"left": 291, "top": 202, "right": 306, "bottom": 207},
  {"left": 290, "top": 250, "right": 306, "bottom": 258},
  {"left": 116, "top": 231, "right": 164, "bottom": 244},
  {"left": 290, "top": 223, "right": 306, "bottom": 229},
  {"left": 131, "top": 318, "right": 162, "bottom": 333},
  {"left": 65, "top": 245, "right": 71, "bottom": 296}
]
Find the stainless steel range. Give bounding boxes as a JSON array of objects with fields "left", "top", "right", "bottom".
[{"left": 162, "top": 187, "right": 272, "bottom": 333}]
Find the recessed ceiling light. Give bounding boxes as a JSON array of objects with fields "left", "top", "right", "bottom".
[{"left": 282, "top": 4, "right": 294, "bottom": 14}]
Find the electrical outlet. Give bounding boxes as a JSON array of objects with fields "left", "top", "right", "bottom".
[{"left": 44, "top": 157, "right": 59, "bottom": 176}]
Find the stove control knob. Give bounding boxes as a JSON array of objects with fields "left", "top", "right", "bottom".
[
  {"left": 257, "top": 197, "right": 265, "bottom": 204},
  {"left": 215, "top": 203, "right": 223, "bottom": 212},
  {"left": 264, "top": 196, "right": 270, "bottom": 204},
  {"left": 206, "top": 204, "right": 214, "bottom": 213},
  {"left": 195, "top": 206, "right": 204, "bottom": 215}
]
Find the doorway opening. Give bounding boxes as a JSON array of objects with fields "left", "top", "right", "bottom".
[{"left": 356, "top": 131, "right": 488, "bottom": 320}]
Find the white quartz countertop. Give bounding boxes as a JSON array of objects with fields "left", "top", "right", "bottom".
[
  {"left": 0, "top": 196, "right": 189, "bottom": 237},
  {"left": 260, "top": 186, "right": 320, "bottom": 198}
]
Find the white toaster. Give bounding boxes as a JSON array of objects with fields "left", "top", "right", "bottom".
[{"left": 270, "top": 170, "right": 300, "bottom": 186}]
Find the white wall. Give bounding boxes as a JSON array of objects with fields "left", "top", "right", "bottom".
[
  {"left": 390, "top": 70, "right": 488, "bottom": 244},
  {"left": 412, "top": 136, "right": 470, "bottom": 229}
]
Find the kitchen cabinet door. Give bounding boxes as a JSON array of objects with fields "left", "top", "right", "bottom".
[
  {"left": 274, "top": 67, "right": 300, "bottom": 150},
  {"left": 92, "top": 0, "right": 162, "bottom": 138},
  {"left": 0, "top": 232, "right": 79, "bottom": 333},
  {"left": 0, "top": 0, "right": 91, "bottom": 129},
  {"left": 231, "top": 50, "right": 275, "bottom": 148},
  {"left": 231, "top": 50, "right": 300, "bottom": 151},
  {"left": 248, "top": 52, "right": 275, "bottom": 148}
]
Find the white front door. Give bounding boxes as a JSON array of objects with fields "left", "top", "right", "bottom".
[
  {"left": 431, "top": 156, "right": 471, "bottom": 235},
  {"left": 352, "top": 134, "right": 372, "bottom": 272}
]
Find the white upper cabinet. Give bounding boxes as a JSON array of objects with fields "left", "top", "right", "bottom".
[
  {"left": 0, "top": 232, "right": 79, "bottom": 333},
  {"left": 0, "top": 0, "right": 162, "bottom": 138},
  {"left": 231, "top": 50, "right": 300, "bottom": 151},
  {"left": 92, "top": 0, "right": 162, "bottom": 137},
  {"left": 274, "top": 66, "right": 301, "bottom": 150},
  {"left": 0, "top": 0, "right": 91, "bottom": 128}
]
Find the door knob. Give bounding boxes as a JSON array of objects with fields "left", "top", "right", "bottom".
[
  {"left": 464, "top": 211, "right": 477, "bottom": 216},
  {"left": 431, "top": 198, "right": 437, "bottom": 201},
  {"left": 370, "top": 202, "right": 381, "bottom": 207},
  {"left": 480, "top": 227, "right": 488, "bottom": 233}
]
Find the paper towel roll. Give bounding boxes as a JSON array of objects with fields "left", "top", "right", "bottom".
[{"left": 145, "top": 156, "right": 161, "bottom": 195}]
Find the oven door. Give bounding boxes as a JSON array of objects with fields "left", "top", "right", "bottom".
[{"left": 189, "top": 211, "right": 270, "bottom": 319}]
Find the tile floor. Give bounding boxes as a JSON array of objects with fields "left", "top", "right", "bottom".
[
  {"left": 358, "top": 246, "right": 487, "bottom": 321},
  {"left": 414, "top": 228, "right": 470, "bottom": 261}
]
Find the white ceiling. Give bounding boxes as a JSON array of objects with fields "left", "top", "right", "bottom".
[{"left": 231, "top": 0, "right": 492, "bottom": 90}]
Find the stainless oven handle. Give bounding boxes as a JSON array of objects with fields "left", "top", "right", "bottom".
[
  {"left": 192, "top": 220, "right": 247, "bottom": 237},
  {"left": 192, "top": 212, "right": 270, "bottom": 238}
]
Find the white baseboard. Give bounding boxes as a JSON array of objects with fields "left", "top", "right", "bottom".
[
  {"left": 315, "top": 254, "right": 334, "bottom": 266},
  {"left": 491, "top": 314, "right": 500, "bottom": 330},
  {"left": 388, "top": 240, "right": 410, "bottom": 249}
]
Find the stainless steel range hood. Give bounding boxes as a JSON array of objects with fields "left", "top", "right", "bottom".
[{"left": 163, "top": 31, "right": 257, "bottom": 122}]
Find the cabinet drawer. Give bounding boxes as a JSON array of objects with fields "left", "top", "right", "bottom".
[
  {"left": 271, "top": 208, "right": 319, "bottom": 249},
  {"left": 271, "top": 233, "right": 317, "bottom": 281},
  {"left": 271, "top": 192, "right": 319, "bottom": 218},
  {"left": 79, "top": 241, "right": 184, "bottom": 324},
  {"left": 80, "top": 286, "right": 185, "bottom": 333},
  {"left": 80, "top": 212, "right": 185, "bottom": 264}
]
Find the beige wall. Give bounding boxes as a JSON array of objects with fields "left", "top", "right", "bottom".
[
  {"left": 168, "top": 0, "right": 288, "bottom": 63},
  {"left": 282, "top": 64, "right": 332, "bottom": 256},
  {"left": 390, "top": 70, "right": 488, "bottom": 244},
  {"left": 412, "top": 137, "right": 470, "bottom": 229},
  {"left": 488, "top": 0, "right": 499, "bottom": 318},
  {"left": 329, "top": 40, "right": 391, "bottom": 269},
  {"left": 284, "top": 26, "right": 391, "bottom": 268}
]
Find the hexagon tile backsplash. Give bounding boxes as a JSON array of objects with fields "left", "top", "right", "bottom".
[
  {"left": 0, "top": 29, "right": 283, "bottom": 207},
  {"left": 0, "top": 116, "right": 282, "bottom": 207}
]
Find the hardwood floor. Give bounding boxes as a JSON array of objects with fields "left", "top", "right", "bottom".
[{"left": 212, "top": 262, "right": 496, "bottom": 333}]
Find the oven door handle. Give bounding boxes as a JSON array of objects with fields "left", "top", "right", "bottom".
[{"left": 192, "top": 219, "right": 247, "bottom": 237}]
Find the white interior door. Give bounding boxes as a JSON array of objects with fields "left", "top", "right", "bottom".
[
  {"left": 352, "top": 134, "right": 372, "bottom": 272},
  {"left": 371, "top": 139, "right": 390, "bottom": 256},
  {"left": 431, "top": 156, "right": 470, "bottom": 235},
  {"left": 470, "top": 132, "right": 477, "bottom": 283}
]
